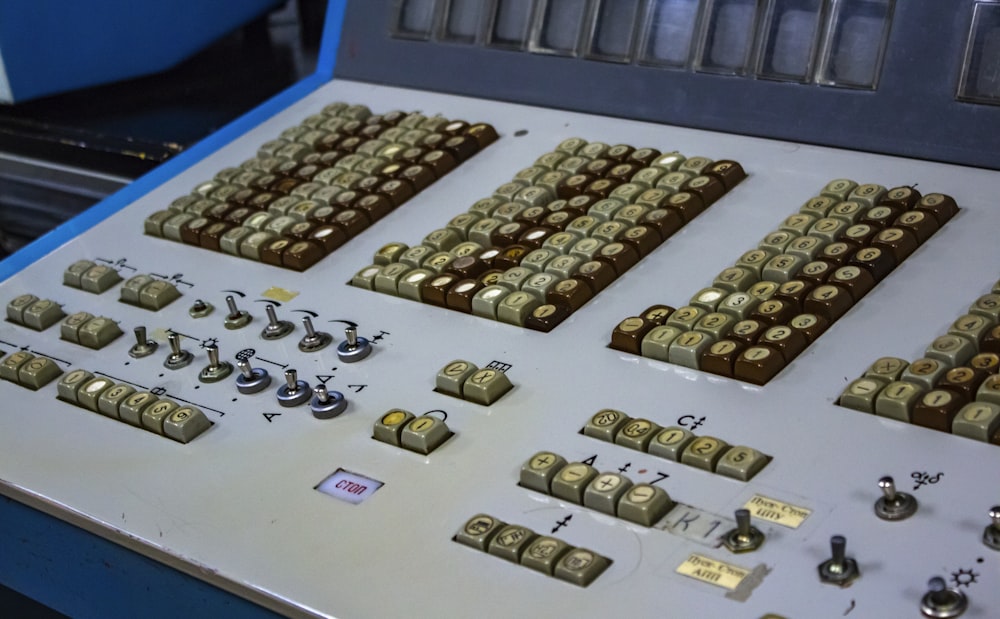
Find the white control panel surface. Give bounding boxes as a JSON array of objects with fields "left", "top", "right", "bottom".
[{"left": 2, "top": 79, "right": 1000, "bottom": 618}]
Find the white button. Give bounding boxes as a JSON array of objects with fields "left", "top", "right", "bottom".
[{"left": 315, "top": 469, "right": 383, "bottom": 505}]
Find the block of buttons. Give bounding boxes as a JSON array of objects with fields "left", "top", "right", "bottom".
[
  {"left": 453, "top": 513, "right": 612, "bottom": 587},
  {"left": 839, "top": 277, "right": 1000, "bottom": 443},
  {"left": 610, "top": 182, "right": 958, "bottom": 384},
  {"left": 143, "top": 102, "right": 497, "bottom": 271},
  {"left": 352, "top": 138, "right": 745, "bottom": 331}
]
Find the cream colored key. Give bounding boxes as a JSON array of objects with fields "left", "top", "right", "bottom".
[
  {"left": 520, "top": 451, "right": 568, "bottom": 494},
  {"left": 839, "top": 377, "right": 887, "bottom": 413},
  {"left": 874, "top": 380, "right": 924, "bottom": 422},
  {"left": 17, "top": 356, "right": 62, "bottom": 390},
  {"left": 681, "top": 436, "right": 730, "bottom": 471},
  {"left": 462, "top": 368, "right": 513, "bottom": 405}
]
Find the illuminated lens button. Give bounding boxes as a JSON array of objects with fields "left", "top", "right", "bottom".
[
  {"left": 455, "top": 514, "right": 506, "bottom": 552},
  {"left": 734, "top": 345, "right": 785, "bottom": 385},
  {"left": 551, "top": 463, "right": 599, "bottom": 504},
  {"left": 618, "top": 483, "right": 674, "bottom": 527},
  {"left": 610, "top": 316, "right": 658, "bottom": 354},
  {"left": 525, "top": 303, "right": 571, "bottom": 332},
  {"left": 17, "top": 356, "right": 62, "bottom": 390},
  {"left": 520, "top": 451, "right": 568, "bottom": 494},
  {"left": 400, "top": 415, "right": 451, "bottom": 454},
  {"left": 912, "top": 389, "right": 965, "bottom": 432},
  {"left": 839, "top": 377, "right": 887, "bottom": 413},
  {"left": 470, "top": 285, "right": 508, "bottom": 319},
  {"left": 119, "top": 392, "right": 160, "bottom": 427},
  {"left": 699, "top": 339, "right": 745, "bottom": 377},
  {"left": 916, "top": 193, "right": 958, "bottom": 225},
  {"left": 435, "top": 360, "right": 479, "bottom": 397},
  {"left": 446, "top": 279, "right": 484, "bottom": 313},
  {"left": 893, "top": 210, "right": 938, "bottom": 244},
  {"left": 161, "top": 406, "right": 210, "bottom": 443},
  {"left": 583, "top": 472, "right": 633, "bottom": 515},
  {"left": 953, "top": 402, "right": 1000, "bottom": 442},
  {"left": 142, "top": 399, "right": 180, "bottom": 435},
  {"left": 488, "top": 525, "right": 539, "bottom": 563},
  {"left": 614, "top": 418, "right": 662, "bottom": 451},
  {"left": 646, "top": 426, "right": 695, "bottom": 461},
  {"left": 715, "top": 446, "right": 769, "bottom": 481},
  {"left": 462, "top": 368, "right": 513, "bottom": 405},
  {"left": 77, "top": 377, "right": 114, "bottom": 412},
  {"left": 22, "top": 299, "right": 65, "bottom": 331},
  {"left": 97, "top": 384, "right": 135, "bottom": 419},
  {"left": 422, "top": 273, "right": 461, "bottom": 307},
  {"left": 521, "top": 537, "right": 572, "bottom": 576},
  {"left": 680, "top": 436, "right": 730, "bottom": 471},
  {"left": 864, "top": 357, "right": 909, "bottom": 382},
  {"left": 56, "top": 369, "right": 95, "bottom": 403},
  {"left": 373, "top": 409, "right": 415, "bottom": 446}
]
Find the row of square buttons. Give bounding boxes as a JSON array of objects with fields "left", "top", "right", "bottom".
[
  {"left": 433, "top": 359, "right": 513, "bottom": 405},
  {"left": 839, "top": 278, "right": 1000, "bottom": 444},
  {"left": 7, "top": 294, "right": 123, "bottom": 349},
  {"left": 144, "top": 102, "right": 496, "bottom": 271},
  {"left": 63, "top": 262, "right": 183, "bottom": 311},
  {"left": 353, "top": 138, "right": 745, "bottom": 330},
  {"left": 56, "top": 369, "right": 212, "bottom": 443},
  {"left": 0, "top": 351, "right": 63, "bottom": 390},
  {"left": 611, "top": 181, "right": 958, "bottom": 384},
  {"left": 372, "top": 409, "right": 453, "bottom": 454},
  {"left": 454, "top": 513, "right": 612, "bottom": 587},
  {"left": 582, "top": 409, "right": 770, "bottom": 481},
  {"left": 520, "top": 451, "right": 675, "bottom": 527}
]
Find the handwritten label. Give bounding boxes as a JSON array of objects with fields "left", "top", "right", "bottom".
[
  {"left": 744, "top": 494, "right": 811, "bottom": 529},
  {"left": 676, "top": 553, "right": 750, "bottom": 590}
]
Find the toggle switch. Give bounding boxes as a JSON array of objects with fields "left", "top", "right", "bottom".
[
  {"left": 260, "top": 304, "right": 294, "bottom": 340},
  {"left": 163, "top": 332, "right": 193, "bottom": 370},
  {"left": 919, "top": 576, "right": 967, "bottom": 618},
  {"left": 818, "top": 535, "right": 859, "bottom": 586},
  {"left": 128, "top": 326, "right": 158, "bottom": 358},
  {"left": 223, "top": 295, "right": 252, "bottom": 329},
  {"left": 276, "top": 369, "right": 311, "bottom": 407},
  {"left": 298, "top": 316, "right": 333, "bottom": 352},
  {"left": 874, "top": 475, "right": 918, "bottom": 521},
  {"left": 982, "top": 506, "right": 1000, "bottom": 551},
  {"left": 188, "top": 298, "right": 213, "bottom": 318},
  {"left": 198, "top": 344, "right": 233, "bottom": 383},
  {"left": 723, "top": 508, "right": 765, "bottom": 553},
  {"left": 310, "top": 384, "right": 347, "bottom": 419},
  {"left": 235, "top": 359, "right": 271, "bottom": 394},
  {"left": 337, "top": 326, "right": 371, "bottom": 363}
]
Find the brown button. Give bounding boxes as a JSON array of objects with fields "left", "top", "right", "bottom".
[
  {"left": 879, "top": 186, "right": 921, "bottom": 210},
  {"left": 705, "top": 160, "right": 747, "bottom": 191},
  {"left": 583, "top": 158, "right": 615, "bottom": 177},
  {"left": 628, "top": 148, "right": 662, "bottom": 166},
  {"left": 826, "top": 265, "right": 875, "bottom": 302},
  {"left": 759, "top": 324, "right": 808, "bottom": 363},
  {"left": 271, "top": 177, "right": 302, "bottom": 195},
  {"left": 606, "top": 162, "right": 643, "bottom": 182},
  {"left": 443, "top": 135, "right": 479, "bottom": 161},
  {"left": 224, "top": 206, "right": 254, "bottom": 225},
  {"left": 893, "top": 210, "right": 938, "bottom": 244},
  {"left": 354, "top": 174, "right": 387, "bottom": 194},
  {"left": 260, "top": 238, "right": 292, "bottom": 267},
  {"left": 355, "top": 194, "right": 394, "bottom": 221},
  {"left": 442, "top": 120, "right": 469, "bottom": 136},
  {"left": 604, "top": 144, "right": 635, "bottom": 162},
  {"left": 420, "top": 150, "right": 457, "bottom": 178},
  {"left": 797, "top": 261, "right": 833, "bottom": 287},
  {"left": 397, "top": 146, "right": 428, "bottom": 165},
  {"left": 682, "top": 175, "right": 726, "bottom": 207},
  {"left": 542, "top": 209, "right": 584, "bottom": 231},
  {"left": 870, "top": 227, "right": 919, "bottom": 263},
  {"left": 308, "top": 205, "right": 340, "bottom": 224},
  {"left": 318, "top": 150, "right": 348, "bottom": 167},
  {"left": 308, "top": 225, "right": 348, "bottom": 253},
  {"left": 420, "top": 132, "right": 447, "bottom": 150},
  {"left": 610, "top": 316, "right": 658, "bottom": 354},
  {"left": 556, "top": 173, "right": 596, "bottom": 199},
  {"left": 916, "top": 193, "right": 958, "bottom": 225},
  {"left": 734, "top": 345, "right": 786, "bottom": 385},
  {"left": 332, "top": 209, "right": 371, "bottom": 238},
  {"left": 839, "top": 223, "right": 881, "bottom": 246},
  {"left": 858, "top": 204, "right": 902, "bottom": 228},
  {"left": 478, "top": 268, "right": 504, "bottom": 287},
  {"left": 180, "top": 217, "right": 212, "bottom": 246},
  {"left": 359, "top": 123, "right": 385, "bottom": 138},
  {"left": 492, "top": 222, "right": 532, "bottom": 247},
  {"left": 199, "top": 222, "right": 232, "bottom": 251},
  {"left": 912, "top": 389, "right": 966, "bottom": 432},
  {"left": 573, "top": 260, "right": 617, "bottom": 294},
  {"left": 751, "top": 298, "right": 797, "bottom": 325},
  {"left": 640, "top": 208, "right": 683, "bottom": 240},
  {"left": 283, "top": 240, "right": 326, "bottom": 271},
  {"left": 445, "top": 279, "right": 483, "bottom": 313},
  {"left": 525, "top": 303, "right": 571, "bottom": 332},
  {"left": 937, "top": 365, "right": 989, "bottom": 401},
  {"left": 400, "top": 164, "right": 435, "bottom": 191},
  {"left": 447, "top": 255, "right": 490, "bottom": 280},
  {"left": 729, "top": 319, "right": 767, "bottom": 345},
  {"left": 377, "top": 178, "right": 416, "bottom": 206},
  {"left": 295, "top": 164, "right": 322, "bottom": 181},
  {"left": 983, "top": 325, "right": 1000, "bottom": 355},
  {"left": 465, "top": 123, "right": 498, "bottom": 149},
  {"left": 421, "top": 273, "right": 461, "bottom": 307},
  {"left": 699, "top": 339, "right": 746, "bottom": 377},
  {"left": 803, "top": 283, "right": 853, "bottom": 322},
  {"left": 817, "top": 241, "right": 857, "bottom": 266},
  {"left": 379, "top": 161, "right": 407, "bottom": 178},
  {"left": 595, "top": 241, "right": 640, "bottom": 275},
  {"left": 248, "top": 192, "right": 278, "bottom": 209},
  {"left": 666, "top": 191, "right": 705, "bottom": 223},
  {"left": 494, "top": 245, "right": 529, "bottom": 270},
  {"left": 547, "top": 278, "right": 593, "bottom": 311},
  {"left": 585, "top": 178, "right": 622, "bottom": 199},
  {"left": 640, "top": 304, "right": 675, "bottom": 325},
  {"left": 517, "top": 226, "right": 555, "bottom": 250},
  {"left": 848, "top": 246, "right": 896, "bottom": 281},
  {"left": 275, "top": 159, "right": 303, "bottom": 177},
  {"left": 970, "top": 352, "right": 1000, "bottom": 374},
  {"left": 340, "top": 120, "right": 365, "bottom": 135},
  {"left": 788, "top": 313, "right": 829, "bottom": 344}
]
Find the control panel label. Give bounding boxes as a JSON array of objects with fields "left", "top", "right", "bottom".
[
  {"left": 676, "top": 553, "right": 749, "bottom": 591},
  {"left": 315, "top": 469, "right": 383, "bottom": 505},
  {"left": 743, "top": 494, "right": 811, "bottom": 529}
]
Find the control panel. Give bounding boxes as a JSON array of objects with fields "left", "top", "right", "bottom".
[{"left": 2, "top": 75, "right": 1000, "bottom": 618}]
